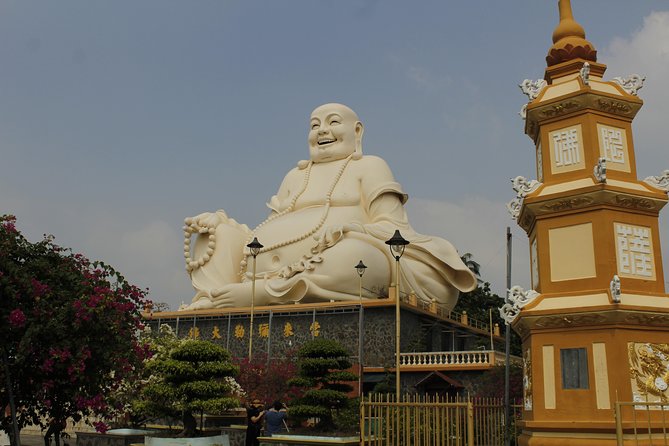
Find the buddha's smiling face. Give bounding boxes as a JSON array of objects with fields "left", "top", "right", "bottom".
[{"left": 308, "top": 103, "right": 362, "bottom": 163}]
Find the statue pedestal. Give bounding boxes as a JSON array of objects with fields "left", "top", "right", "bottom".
[{"left": 145, "top": 298, "right": 506, "bottom": 395}]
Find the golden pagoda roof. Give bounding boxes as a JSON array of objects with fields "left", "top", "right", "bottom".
[{"left": 546, "top": 0, "right": 597, "bottom": 66}]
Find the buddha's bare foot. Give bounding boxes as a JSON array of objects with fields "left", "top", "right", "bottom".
[
  {"left": 210, "top": 283, "right": 257, "bottom": 308},
  {"left": 186, "top": 292, "right": 214, "bottom": 310}
]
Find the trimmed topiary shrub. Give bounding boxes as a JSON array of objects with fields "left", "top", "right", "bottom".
[
  {"left": 141, "top": 339, "right": 240, "bottom": 436},
  {"left": 287, "top": 339, "right": 357, "bottom": 431}
]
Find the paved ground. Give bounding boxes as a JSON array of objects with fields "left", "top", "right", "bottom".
[
  {"left": 20, "top": 435, "right": 46, "bottom": 446},
  {"left": 17, "top": 434, "right": 74, "bottom": 446}
]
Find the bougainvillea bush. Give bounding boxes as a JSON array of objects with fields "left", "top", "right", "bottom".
[
  {"left": 0, "top": 215, "right": 151, "bottom": 446},
  {"left": 233, "top": 351, "right": 303, "bottom": 405}
]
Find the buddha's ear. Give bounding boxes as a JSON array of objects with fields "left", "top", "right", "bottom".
[{"left": 353, "top": 121, "right": 364, "bottom": 160}]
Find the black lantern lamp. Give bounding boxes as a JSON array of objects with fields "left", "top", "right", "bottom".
[
  {"left": 355, "top": 260, "right": 367, "bottom": 278},
  {"left": 385, "top": 230, "right": 409, "bottom": 260},
  {"left": 247, "top": 237, "right": 263, "bottom": 257}
]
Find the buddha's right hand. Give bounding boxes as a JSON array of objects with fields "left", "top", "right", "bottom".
[{"left": 184, "top": 211, "right": 223, "bottom": 234}]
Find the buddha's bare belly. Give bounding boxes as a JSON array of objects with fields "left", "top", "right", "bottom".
[{"left": 252, "top": 205, "right": 366, "bottom": 274}]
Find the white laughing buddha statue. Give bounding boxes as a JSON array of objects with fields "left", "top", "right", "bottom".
[{"left": 183, "top": 103, "right": 476, "bottom": 310}]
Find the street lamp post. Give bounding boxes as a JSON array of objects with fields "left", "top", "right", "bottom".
[
  {"left": 247, "top": 237, "right": 263, "bottom": 361},
  {"left": 385, "top": 230, "right": 409, "bottom": 398},
  {"left": 355, "top": 260, "right": 367, "bottom": 397}
]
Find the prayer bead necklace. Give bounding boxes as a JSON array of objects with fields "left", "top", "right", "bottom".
[{"left": 238, "top": 155, "right": 353, "bottom": 278}]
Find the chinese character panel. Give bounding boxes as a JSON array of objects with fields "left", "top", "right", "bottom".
[{"left": 615, "top": 222, "right": 656, "bottom": 280}]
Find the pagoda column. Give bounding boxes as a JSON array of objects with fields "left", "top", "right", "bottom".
[{"left": 504, "top": 1, "right": 669, "bottom": 444}]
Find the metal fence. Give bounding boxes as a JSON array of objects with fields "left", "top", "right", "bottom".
[
  {"left": 615, "top": 401, "right": 669, "bottom": 446},
  {"left": 360, "top": 394, "right": 522, "bottom": 446}
]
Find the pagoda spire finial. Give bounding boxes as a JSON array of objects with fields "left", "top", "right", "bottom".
[
  {"left": 546, "top": 0, "right": 596, "bottom": 67},
  {"left": 552, "top": 0, "right": 585, "bottom": 43}
]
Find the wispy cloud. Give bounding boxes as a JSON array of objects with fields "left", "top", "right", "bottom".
[{"left": 603, "top": 11, "right": 669, "bottom": 170}]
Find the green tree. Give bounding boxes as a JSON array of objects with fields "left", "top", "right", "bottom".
[
  {"left": 288, "top": 339, "right": 357, "bottom": 431},
  {"left": 141, "top": 339, "right": 240, "bottom": 437},
  {"left": 454, "top": 282, "right": 522, "bottom": 355},
  {"left": 0, "top": 215, "right": 150, "bottom": 446},
  {"left": 107, "top": 324, "right": 183, "bottom": 428}
]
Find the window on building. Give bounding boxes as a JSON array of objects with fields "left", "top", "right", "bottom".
[{"left": 560, "top": 347, "right": 589, "bottom": 389}]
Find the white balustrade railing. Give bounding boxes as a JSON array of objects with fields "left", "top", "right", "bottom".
[{"left": 399, "top": 350, "right": 502, "bottom": 367}]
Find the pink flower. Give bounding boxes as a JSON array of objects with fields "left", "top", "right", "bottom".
[
  {"left": 8, "top": 309, "right": 26, "bottom": 328},
  {"left": 41, "top": 359, "right": 55, "bottom": 373},
  {"left": 93, "top": 421, "right": 109, "bottom": 434},
  {"left": 1, "top": 220, "right": 16, "bottom": 233},
  {"left": 31, "top": 278, "right": 50, "bottom": 298}
]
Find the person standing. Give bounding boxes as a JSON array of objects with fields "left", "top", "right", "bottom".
[
  {"left": 245, "top": 399, "right": 265, "bottom": 446},
  {"left": 264, "top": 401, "right": 288, "bottom": 436}
]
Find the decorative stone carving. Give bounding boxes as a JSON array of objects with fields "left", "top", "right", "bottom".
[
  {"left": 593, "top": 157, "right": 607, "bottom": 183},
  {"left": 519, "top": 104, "right": 528, "bottom": 120},
  {"left": 506, "top": 198, "right": 522, "bottom": 220},
  {"left": 547, "top": 43, "right": 597, "bottom": 67},
  {"left": 540, "top": 196, "right": 594, "bottom": 212},
  {"left": 499, "top": 285, "right": 540, "bottom": 324},
  {"left": 534, "top": 313, "right": 607, "bottom": 329},
  {"left": 523, "top": 349, "right": 533, "bottom": 411},
  {"left": 643, "top": 170, "right": 669, "bottom": 192},
  {"left": 526, "top": 120, "right": 539, "bottom": 141},
  {"left": 596, "top": 99, "right": 632, "bottom": 114},
  {"left": 519, "top": 79, "right": 547, "bottom": 101},
  {"left": 615, "top": 195, "right": 655, "bottom": 210},
  {"left": 580, "top": 62, "right": 590, "bottom": 85},
  {"left": 540, "top": 101, "right": 580, "bottom": 118},
  {"left": 612, "top": 74, "right": 645, "bottom": 96},
  {"left": 506, "top": 176, "right": 542, "bottom": 219},
  {"left": 516, "top": 310, "right": 669, "bottom": 336},
  {"left": 624, "top": 313, "right": 669, "bottom": 327},
  {"left": 512, "top": 176, "right": 542, "bottom": 196},
  {"left": 628, "top": 342, "right": 669, "bottom": 406},
  {"left": 520, "top": 214, "right": 533, "bottom": 231},
  {"left": 518, "top": 79, "right": 547, "bottom": 120},
  {"left": 610, "top": 275, "right": 621, "bottom": 303}
]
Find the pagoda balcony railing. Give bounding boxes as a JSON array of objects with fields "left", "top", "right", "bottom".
[
  {"left": 400, "top": 292, "right": 492, "bottom": 333},
  {"left": 399, "top": 350, "right": 507, "bottom": 368}
]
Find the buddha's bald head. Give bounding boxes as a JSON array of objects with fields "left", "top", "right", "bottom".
[{"left": 308, "top": 103, "right": 364, "bottom": 163}]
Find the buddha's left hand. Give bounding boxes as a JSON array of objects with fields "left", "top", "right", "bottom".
[{"left": 312, "top": 223, "right": 364, "bottom": 252}]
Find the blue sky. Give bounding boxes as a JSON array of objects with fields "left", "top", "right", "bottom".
[{"left": 2, "top": 1, "right": 668, "bottom": 310}]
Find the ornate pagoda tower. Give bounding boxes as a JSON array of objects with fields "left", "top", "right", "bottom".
[{"left": 504, "top": 1, "right": 669, "bottom": 444}]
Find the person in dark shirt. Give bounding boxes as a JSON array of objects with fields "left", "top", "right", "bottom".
[
  {"left": 245, "top": 399, "right": 265, "bottom": 446},
  {"left": 264, "top": 401, "right": 288, "bottom": 436}
]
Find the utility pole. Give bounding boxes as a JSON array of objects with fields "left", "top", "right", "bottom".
[{"left": 504, "top": 227, "right": 512, "bottom": 446}]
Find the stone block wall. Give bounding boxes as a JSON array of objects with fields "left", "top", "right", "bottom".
[{"left": 148, "top": 305, "right": 427, "bottom": 368}]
